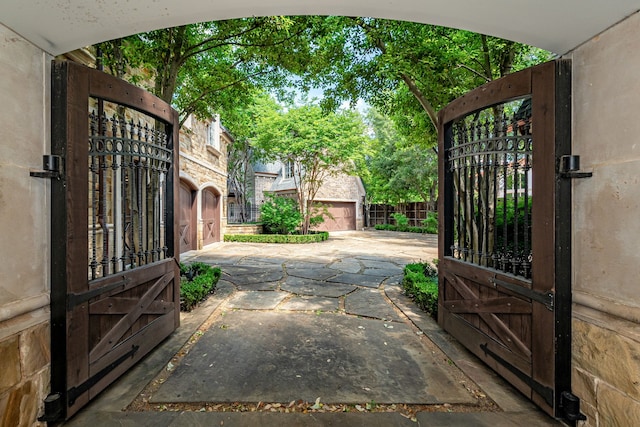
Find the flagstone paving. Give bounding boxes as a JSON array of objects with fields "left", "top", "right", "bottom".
[{"left": 61, "top": 231, "right": 561, "bottom": 427}]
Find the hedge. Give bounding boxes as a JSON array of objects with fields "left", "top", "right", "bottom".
[
  {"left": 374, "top": 224, "right": 437, "bottom": 234},
  {"left": 224, "top": 232, "right": 329, "bottom": 243},
  {"left": 402, "top": 262, "right": 438, "bottom": 318},
  {"left": 180, "top": 262, "right": 222, "bottom": 311}
]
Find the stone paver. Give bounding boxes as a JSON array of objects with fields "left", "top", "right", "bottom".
[
  {"left": 225, "top": 291, "right": 288, "bottom": 310},
  {"left": 281, "top": 276, "right": 357, "bottom": 297},
  {"left": 279, "top": 295, "right": 339, "bottom": 312},
  {"left": 61, "top": 231, "right": 562, "bottom": 427},
  {"left": 151, "top": 311, "right": 475, "bottom": 404},
  {"left": 345, "top": 288, "right": 401, "bottom": 322},
  {"left": 328, "top": 272, "right": 386, "bottom": 288}
]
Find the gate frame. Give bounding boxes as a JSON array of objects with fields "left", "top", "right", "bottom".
[
  {"left": 44, "top": 60, "right": 181, "bottom": 422},
  {"left": 437, "top": 60, "right": 575, "bottom": 421}
]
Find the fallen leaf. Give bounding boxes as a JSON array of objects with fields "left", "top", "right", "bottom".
[
  {"left": 310, "top": 397, "right": 322, "bottom": 410},
  {"left": 355, "top": 404, "right": 365, "bottom": 412}
]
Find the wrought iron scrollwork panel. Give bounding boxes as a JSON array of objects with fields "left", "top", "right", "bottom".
[
  {"left": 447, "top": 98, "right": 533, "bottom": 279},
  {"left": 88, "top": 99, "right": 172, "bottom": 280}
]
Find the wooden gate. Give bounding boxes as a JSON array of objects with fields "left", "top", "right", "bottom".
[
  {"left": 43, "top": 60, "right": 180, "bottom": 422},
  {"left": 438, "top": 60, "right": 576, "bottom": 419}
]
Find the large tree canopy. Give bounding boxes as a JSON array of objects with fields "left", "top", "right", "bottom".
[{"left": 94, "top": 17, "right": 550, "bottom": 212}]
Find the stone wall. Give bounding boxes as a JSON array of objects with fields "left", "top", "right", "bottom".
[
  {"left": 179, "top": 115, "right": 229, "bottom": 248},
  {"left": 569, "top": 11, "right": 640, "bottom": 427},
  {"left": 0, "top": 323, "right": 50, "bottom": 426},
  {"left": 0, "top": 24, "right": 51, "bottom": 426},
  {"left": 225, "top": 224, "right": 263, "bottom": 235}
]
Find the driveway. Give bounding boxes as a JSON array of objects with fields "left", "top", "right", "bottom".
[{"left": 62, "top": 230, "right": 559, "bottom": 426}]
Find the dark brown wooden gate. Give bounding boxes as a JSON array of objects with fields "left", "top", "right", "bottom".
[
  {"left": 438, "top": 60, "right": 576, "bottom": 420},
  {"left": 43, "top": 60, "right": 180, "bottom": 422}
]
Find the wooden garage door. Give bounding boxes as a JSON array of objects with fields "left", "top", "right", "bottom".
[
  {"left": 179, "top": 182, "right": 197, "bottom": 253},
  {"left": 202, "top": 188, "right": 220, "bottom": 246},
  {"left": 315, "top": 202, "right": 356, "bottom": 231}
]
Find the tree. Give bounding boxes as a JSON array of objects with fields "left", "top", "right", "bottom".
[
  {"left": 97, "top": 17, "right": 318, "bottom": 127},
  {"left": 299, "top": 18, "right": 551, "bottom": 144},
  {"left": 364, "top": 109, "right": 437, "bottom": 205},
  {"left": 254, "top": 102, "right": 368, "bottom": 234}
]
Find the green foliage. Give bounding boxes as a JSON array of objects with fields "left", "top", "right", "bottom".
[
  {"left": 402, "top": 262, "right": 438, "bottom": 318},
  {"left": 421, "top": 212, "right": 438, "bottom": 230},
  {"left": 374, "top": 224, "right": 437, "bottom": 234},
  {"left": 494, "top": 197, "right": 532, "bottom": 251},
  {"left": 363, "top": 109, "right": 438, "bottom": 205},
  {"left": 180, "top": 262, "right": 222, "bottom": 312},
  {"left": 259, "top": 194, "right": 303, "bottom": 235},
  {"left": 391, "top": 213, "right": 409, "bottom": 226},
  {"left": 224, "top": 232, "right": 329, "bottom": 243}
]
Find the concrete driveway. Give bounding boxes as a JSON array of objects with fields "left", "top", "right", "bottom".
[{"left": 62, "top": 230, "right": 560, "bottom": 426}]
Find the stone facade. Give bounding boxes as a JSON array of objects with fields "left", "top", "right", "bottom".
[
  {"left": 235, "top": 160, "right": 366, "bottom": 230},
  {"left": 568, "top": 11, "right": 640, "bottom": 427},
  {"left": 0, "top": 23, "right": 52, "bottom": 427},
  {"left": 179, "top": 115, "right": 230, "bottom": 250}
]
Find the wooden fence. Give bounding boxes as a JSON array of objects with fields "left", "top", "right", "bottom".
[{"left": 366, "top": 202, "right": 436, "bottom": 227}]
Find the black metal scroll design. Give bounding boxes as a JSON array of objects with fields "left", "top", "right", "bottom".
[
  {"left": 447, "top": 98, "right": 533, "bottom": 279},
  {"left": 88, "top": 102, "right": 172, "bottom": 280}
]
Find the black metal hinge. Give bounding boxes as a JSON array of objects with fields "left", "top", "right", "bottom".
[
  {"left": 480, "top": 343, "right": 555, "bottom": 407},
  {"left": 38, "top": 392, "right": 64, "bottom": 423},
  {"left": 560, "top": 391, "right": 587, "bottom": 422},
  {"left": 559, "top": 155, "right": 592, "bottom": 179},
  {"left": 67, "top": 344, "right": 139, "bottom": 406},
  {"left": 30, "top": 155, "right": 62, "bottom": 179},
  {"left": 490, "top": 277, "right": 554, "bottom": 311}
]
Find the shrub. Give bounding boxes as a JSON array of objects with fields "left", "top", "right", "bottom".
[
  {"left": 180, "top": 262, "right": 221, "bottom": 311},
  {"left": 391, "top": 212, "right": 409, "bottom": 226},
  {"left": 421, "top": 212, "right": 438, "bottom": 233},
  {"left": 402, "top": 262, "right": 438, "bottom": 318},
  {"left": 374, "top": 224, "right": 436, "bottom": 234},
  {"left": 260, "top": 194, "right": 303, "bottom": 235},
  {"left": 224, "top": 232, "right": 329, "bottom": 243}
]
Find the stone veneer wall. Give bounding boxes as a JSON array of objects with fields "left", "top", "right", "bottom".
[
  {"left": 179, "top": 116, "right": 229, "bottom": 248},
  {"left": 569, "top": 11, "right": 640, "bottom": 427},
  {"left": 0, "top": 24, "right": 51, "bottom": 426},
  {"left": 0, "top": 323, "right": 50, "bottom": 426}
]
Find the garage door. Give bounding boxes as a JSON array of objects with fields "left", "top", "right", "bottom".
[{"left": 315, "top": 202, "right": 356, "bottom": 231}]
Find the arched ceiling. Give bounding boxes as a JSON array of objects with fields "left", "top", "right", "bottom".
[{"left": 1, "top": 0, "right": 638, "bottom": 56}]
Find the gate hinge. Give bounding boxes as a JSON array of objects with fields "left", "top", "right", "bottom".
[
  {"left": 559, "top": 155, "right": 592, "bottom": 179},
  {"left": 490, "top": 277, "right": 554, "bottom": 311},
  {"left": 30, "top": 155, "right": 62, "bottom": 179},
  {"left": 38, "top": 392, "right": 64, "bottom": 423},
  {"left": 560, "top": 391, "right": 587, "bottom": 422}
]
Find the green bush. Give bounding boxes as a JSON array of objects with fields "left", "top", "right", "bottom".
[
  {"left": 391, "top": 212, "right": 409, "bottom": 227},
  {"left": 180, "top": 262, "right": 221, "bottom": 312},
  {"left": 402, "top": 262, "right": 438, "bottom": 318},
  {"left": 374, "top": 223, "right": 437, "bottom": 234},
  {"left": 224, "top": 232, "right": 329, "bottom": 243},
  {"left": 421, "top": 212, "right": 438, "bottom": 233},
  {"left": 260, "top": 194, "right": 303, "bottom": 235}
]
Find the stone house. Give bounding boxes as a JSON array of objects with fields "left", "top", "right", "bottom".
[
  {"left": 229, "top": 159, "right": 366, "bottom": 231},
  {"left": 178, "top": 114, "right": 231, "bottom": 253}
]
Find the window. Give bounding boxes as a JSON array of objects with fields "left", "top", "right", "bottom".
[
  {"left": 207, "top": 115, "right": 221, "bottom": 151},
  {"left": 284, "top": 160, "right": 294, "bottom": 179}
]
